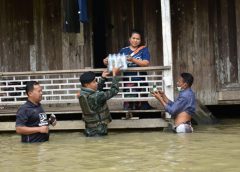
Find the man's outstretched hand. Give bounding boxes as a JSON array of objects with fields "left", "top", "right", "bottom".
[
  {"left": 102, "top": 70, "right": 110, "bottom": 78},
  {"left": 112, "top": 66, "right": 122, "bottom": 76}
]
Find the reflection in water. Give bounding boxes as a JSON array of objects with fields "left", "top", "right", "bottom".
[{"left": 1, "top": 119, "right": 240, "bottom": 172}]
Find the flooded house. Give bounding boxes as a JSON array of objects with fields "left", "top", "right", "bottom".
[{"left": 0, "top": 0, "right": 240, "bottom": 131}]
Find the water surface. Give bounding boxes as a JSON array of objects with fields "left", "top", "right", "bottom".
[{"left": 1, "top": 119, "right": 240, "bottom": 172}]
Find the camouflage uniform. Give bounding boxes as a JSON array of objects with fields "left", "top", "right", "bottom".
[{"left": 79, "top": 76, "right": 119, "bottom": 136}]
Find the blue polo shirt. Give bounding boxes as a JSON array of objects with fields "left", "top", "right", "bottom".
[
  {"left": 16, "top": 101, "right": 49, "bottom": 143},
  {"left": 165, "top": 88, "right": 196, "bottom": 117}
]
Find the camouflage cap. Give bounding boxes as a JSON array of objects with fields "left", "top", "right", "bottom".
[{"left": 80, "top": 71, "right": 95, "bottom": 85}]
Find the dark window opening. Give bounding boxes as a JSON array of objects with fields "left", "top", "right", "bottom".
[{"left": 92, "top": 0, "right": 107, "bottom": 68}]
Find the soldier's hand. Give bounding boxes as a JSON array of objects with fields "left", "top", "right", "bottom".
[
  {"left": 39, "top": 126, "right": 49, "bottom": 133},
  {"left": 102, "top": 70, "right": 110, "bottom": 78},
  {"left": 112, "top": 66, "right": 122, "bottom": 76}
]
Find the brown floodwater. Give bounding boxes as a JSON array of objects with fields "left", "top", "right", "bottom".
[{"left": 0, "top": 119, "right": 240, "bottom": 172}]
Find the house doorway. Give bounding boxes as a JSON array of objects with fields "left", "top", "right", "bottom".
[{"left": 92, "top": 0, "right": 107, "bottom": 68}]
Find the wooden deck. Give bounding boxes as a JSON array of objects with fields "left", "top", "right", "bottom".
[
  {"left": 0, "top": 110, "right": 168, "bottom": 131},
  {"left": 0, "top": 119, "right": 168, "bottom": 131},
  {"left": 0, "top": 101, "right": 168, "bottom": 131}
]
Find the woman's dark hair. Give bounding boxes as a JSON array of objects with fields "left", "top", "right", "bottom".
[
  {"left": 181, "top": 73, "right": 194, "bottom": 87},
  {"left": 129, "top": 29, "right": 142, "bottom": 38},
  {"left": 25, "top": 81, "right": 39, "bottom": 96}
]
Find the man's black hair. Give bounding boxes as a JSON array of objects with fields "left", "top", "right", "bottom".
[
  {"left": 80, "top": 71, "right": 96, "bottom": 86},
  {"left": 25, "top": 81, "right": 39, "bottom": 96},
  {"left": 181, "top": 73, "right": 194, "bottom": 87}
]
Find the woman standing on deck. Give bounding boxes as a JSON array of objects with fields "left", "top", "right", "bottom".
[{"left": 103, "top": 30, "right": 154, "bottom": 110}]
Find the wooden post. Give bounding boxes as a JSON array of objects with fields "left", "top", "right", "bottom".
[{"left": 161, "top": 0, "right": 174, "bottom": 118}]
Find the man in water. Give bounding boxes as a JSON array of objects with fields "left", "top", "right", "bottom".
[
  {"left": 16, "top": 81, "right": 57, "bottom": 143},
  {"left": 152, "top": 73, "right": 195, "bottom": 133},
  {"left": 79, "top": 66, "right": 121, "bottom": 136}
]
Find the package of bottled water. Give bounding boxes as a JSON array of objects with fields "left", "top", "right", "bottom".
[{"left": 108, "top": 53, "right": 127, "bottom": 71}]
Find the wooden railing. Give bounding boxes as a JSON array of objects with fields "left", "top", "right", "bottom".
[{"left": 0, "top": 66, "right": 171, "bottom": 106}]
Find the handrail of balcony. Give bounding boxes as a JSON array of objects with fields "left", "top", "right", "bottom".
[
  {"left": 0, "top": 66, "right": 171, "bottom": 106},
  {"left": 0, "top": 66, "right": 171, "bottom": 76}
]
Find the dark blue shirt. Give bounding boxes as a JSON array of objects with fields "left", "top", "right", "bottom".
[
  {"left": 119, "top": 46, "right": 150, "bottom": 67},
  {"left": 165, "top": 88, "right": 195, "bottom": 117},
  {"left": 16, "top": 101, "right": 49, "bottom": 143},
  {"left": 119, "top": 46, "right": 150, "bottom": 81}
]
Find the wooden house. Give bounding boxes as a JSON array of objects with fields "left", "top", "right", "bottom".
[{"left": 0, "top": 0, "right": 240, "bottom": 130}]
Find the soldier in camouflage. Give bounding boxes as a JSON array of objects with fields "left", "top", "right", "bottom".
[{"left": 79, "top": 67, "right": 121, "bottom": 136}]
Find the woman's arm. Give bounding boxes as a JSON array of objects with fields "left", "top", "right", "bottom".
[{"left": 127, "top": 57, "right": 149, "bottom": 67}]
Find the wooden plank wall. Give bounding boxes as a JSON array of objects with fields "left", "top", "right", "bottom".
[
  {"left": 171, "top": 0, "right": 240, "bottom": 104},
  {"left": 143, "top": 0, "right": 163, "bottom": 66},
  {"left": 33, "top": 0, "right": 62, "bottom": 70},
  {"left": 171, "top": 0, "right": 217, "bottom": 104},
  {"left": 0, "top": 0, "right": 164, "bottom": 70},
  {"left": 0, "top": 0, "right": 33, "bottom": 72},
  {"left": 1, "top": 0, "right": 240, "bottom": 105},
  {"left": 236, "top": 1, "right": 240, "bottom": 85},
  {"left": 0, "top": 0, "right": 92, "bottom": 72},
  {"left": 214, "top": 0, "right": 238, "bottom": 89},
  {"left": 32, "top": 0, "right": 92, "bottom": 70}
]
